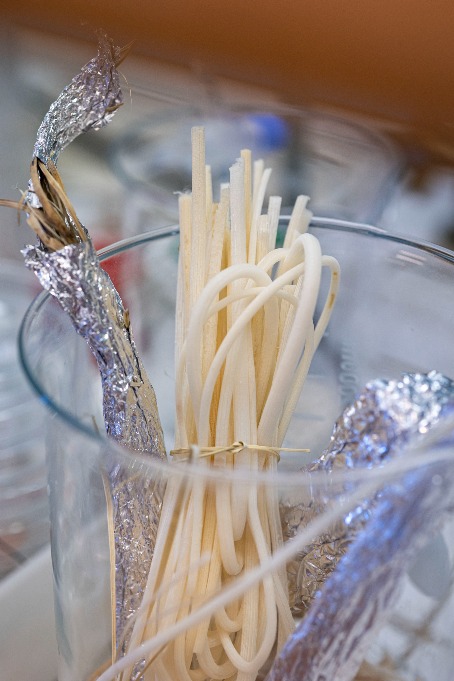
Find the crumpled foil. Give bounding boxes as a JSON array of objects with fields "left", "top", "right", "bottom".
[
  {"left": 23, "top": 240, "right": 164, "bottom": 455},
  {"left": 28, "top": 33, "right": 123, "bottom": 210},
  {"left": 268, "top": 436, "right": 454, "bottom": 681},
  {"left": 22, "top": 38, "right": 165, "bottom": 670},
  {"left": 281, "top": 371, "right": 454, "bottom": 617},
  {"left": 34, "top": 33, "right": 123, "bottom": 166},
  {"left": 23, "top": 230, "right": 166, "bottom": 668}
]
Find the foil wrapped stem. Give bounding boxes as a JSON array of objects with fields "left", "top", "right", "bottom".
[
  {"left": 21, "top": 34, "right": 165, "bottom": 665},
  {"left": 268, "top": 448, "right": 454, "bottom": 681},
  {"left": 23, "top": 239, "right": 166, "bottom": 659},
  {"left": 33, "top": 32, "right": 124, "bottom": 167},
  {"left": 281, "top": 371, "right": 454, "bottom": 617},
  {"left": 23, "top": 240, "right": 164, "bottom": 455}
]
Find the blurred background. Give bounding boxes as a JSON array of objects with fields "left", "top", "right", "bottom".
[
  {"left": 2, "top": 1, "right": 454, "bottom": 254},
  {"left": 1, "top": 3, "right": 454, "bottom": 679}
]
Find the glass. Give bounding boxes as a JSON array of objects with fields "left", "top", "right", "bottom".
[
  {"left": 0, "top": 259, "right": 48, "bottom": 579},
  {"left": 19, "top": 220, "right": 454, "bottom": 681}
]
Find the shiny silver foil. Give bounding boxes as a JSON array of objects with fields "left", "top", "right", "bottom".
[
  {"left": 28, "top": 33, "right": 123, "bottom": 210},
  {"left": 23, "top": 240, "right": 164, "bottom": 455},
  {"left": 22, "top": 38, "right": 165, "bottom": 669},
  {"left": 281, "top": 371, "right": 454, "bottom": 617},
  {"left": 23, "top": 236, "right": 166, "bottom": 666},
  {"left": 34, "top": 33, "right": 123, "bottom": 166},
  {"left": 269, "top": 439, "right": 454, "bottom": 681}
]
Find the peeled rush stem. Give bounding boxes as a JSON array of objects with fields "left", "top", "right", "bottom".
[
  {"left": 190, "top": 126, "right": 207, "bottom": 310},
  {"left": 113, "top": 127, "right": 340, "bottom": 681}
]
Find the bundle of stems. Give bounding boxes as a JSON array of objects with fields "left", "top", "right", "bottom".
[{"left": 112, "top": 127, "right": 340, "bottom": 681}]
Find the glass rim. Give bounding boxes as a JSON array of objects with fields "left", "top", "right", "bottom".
[{"left": 17, "top": 216, "right": 454, "bottom": 486}]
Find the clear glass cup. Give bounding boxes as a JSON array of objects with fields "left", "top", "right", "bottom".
[{"left": 19, "top": 220, "right": 454, "bottom": 681}]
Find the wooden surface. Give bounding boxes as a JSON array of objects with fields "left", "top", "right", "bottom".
[{"left": 5, "top": 1, "right": 454, "bottom": 152}]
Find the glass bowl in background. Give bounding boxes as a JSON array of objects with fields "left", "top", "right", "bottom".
[
  {"left": 19, "top": 220, "right": 454, "bottom": 681},
  {"left": 110, "top": 106, "right": 404, "bottom": 236}
]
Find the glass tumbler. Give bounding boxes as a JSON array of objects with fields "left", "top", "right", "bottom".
[{"left": 19, "top": 220, "right": 454, "bottom": 681}]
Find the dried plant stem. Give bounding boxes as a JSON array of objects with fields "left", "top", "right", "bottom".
[{"left": 0, "top": 156, "right": 86, "bottom": 250}]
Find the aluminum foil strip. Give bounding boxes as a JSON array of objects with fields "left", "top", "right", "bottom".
[
  {"left": 268, "top": 440, "right": 454, "bottom": 681},
  {"left": 34, "top": 33, "right": 123, "bottom": 166},
  {"left": 281, "top": 371, "right": 454, "bottom": 617},
  {"left": 23, "top": 38, "right": 165, "bottom": 668},
  {"left": 110, "top": 461, "right": 165, "bottom": 675},
  {"left": 23, "top": 240, "right": 166, "bottom": 660},
  {"left": 23, "top": 240, "right": 164, "bottom": 453},
  {"left": 29, "top": 33, "right": 123, "bottom": 210}
]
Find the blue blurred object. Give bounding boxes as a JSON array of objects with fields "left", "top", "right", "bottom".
[{"left": 241, "top": 112, "right": 290, "bottom": 151}]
